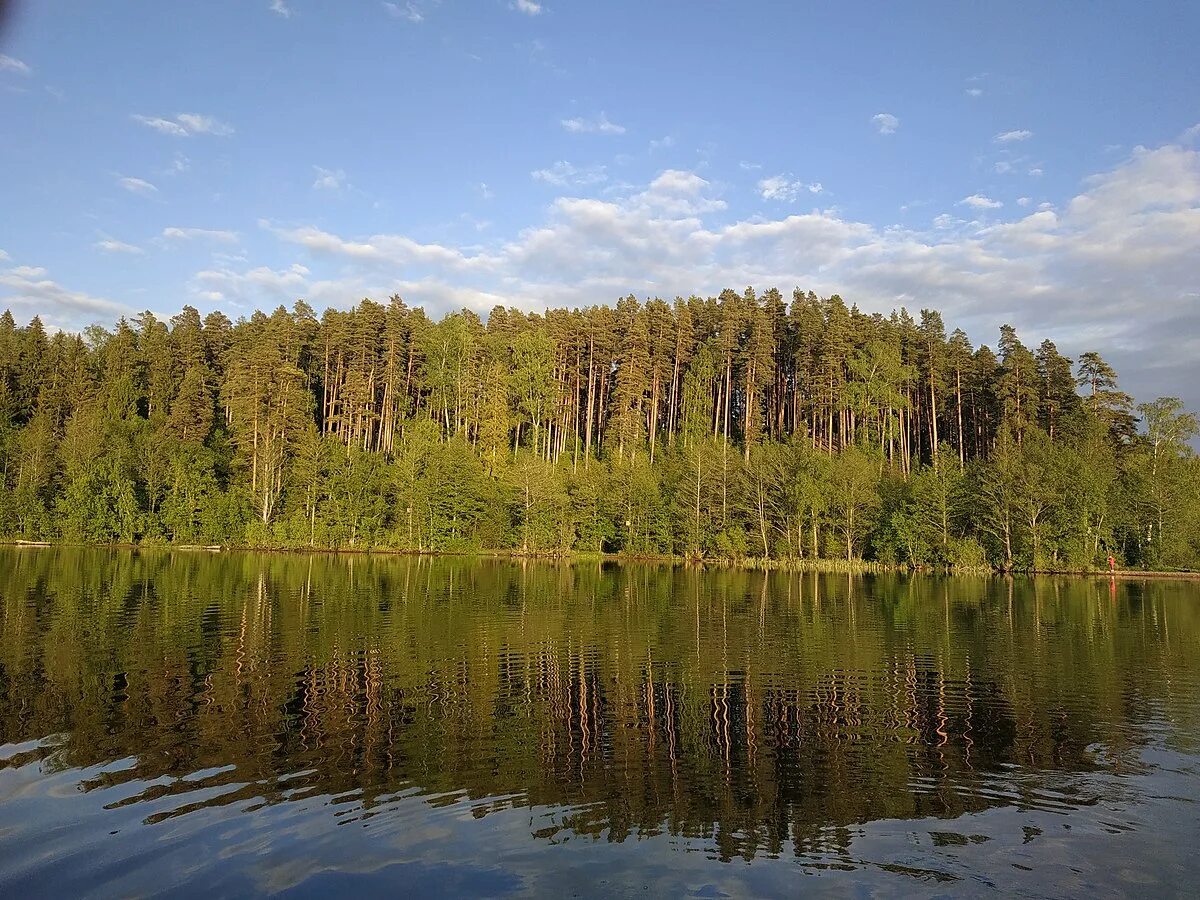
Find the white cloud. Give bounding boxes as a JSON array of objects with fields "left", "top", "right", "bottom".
[
  {"left": 312, "top": 166, "right": 347, "bottom": 190},
  {"left": 958, "top": 193, "right": 1002, "bottom": 210},
  {"left": 117, "top": 176, "right": 159, "bottom": 196},
  {"left": 270, "top": 0, "right": 292, "bottom": 17},
  {"left": 27, "top": 140, "right": 1200, "bottom": 420},
  {"left": 965, "top": 88, "right": 983, "bottom": 97},
  {"left": 739, "top": 161, "right": 762, "bottom": 171},
  {"left": 132, "top": 115, "right": 188, "bottom": 137},
  {"left": 176, "top": 113, "right": 234, "bottom": 136},
  {"left": 245, "top": 147, "right": 1200, "bottom": 393},
  {"left": 531, "top": 161, "right": 607, "bottom": 187},
  {"left": 95, "top": 238, "right": 144, "bottom": 255},
  {"left": 0, "top": 55, "right": 32, "bottom": 76},
  {"left": 995, "top": 129, "right": 1033, "bottom": 143},
  {"left": 132, "top": 112, "right": 234, "bottom": 137},
  {"left": 757, "top": 175, "right": 823, "bottom": 202},
  {"left": 0, "top": 263, "right": 131, "bottom": 322},
  {"left": 994, "top": 161, "right": 1013, "bottom": 175},
  {"left": 512, "top": 0, "right": 542, "bottom": 14},
  {"left": 477, "top": 182, "right": 494, "bottom": 200},
  {"left": 191, "top": 263, "right": 311, "bottom": 304},
  {"left": 649, "top": 135, "right": 675, "bottom": 151},
  {"left": 1016, "top": 197, "right": 1032, "bottom": 207},
  {"left": 872, "top": 113, "right": 899, "bottom": 135},
  {"left": 1029, "top": 167, "right": 1044, "bottom": 177},
  {"left": 561, "top": 112, "right": 625, "bottom": 135},
  {"left": 383, "top": 2, "right": 423, "bottom": 22},
  {"left": 162, "top": 227, "right": 239, "bottom": 243},
  {"left": 1182, "top": 124, "right": 1200, "bottom": 144},
  {"left": 0, "top": 250, "right": 8, "bottom": 261}
]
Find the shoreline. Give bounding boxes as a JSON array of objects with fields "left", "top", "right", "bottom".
[{"left": 4, "top": 541, "right": 1199, "bottom": 579}]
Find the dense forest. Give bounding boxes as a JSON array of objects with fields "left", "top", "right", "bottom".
[{"left": 0, "top": 288, "right": 1196, "bottom": 569}]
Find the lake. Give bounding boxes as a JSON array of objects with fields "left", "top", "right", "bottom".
[{"left": 0, "top": 549, "right": 1197, "bottom": 897}]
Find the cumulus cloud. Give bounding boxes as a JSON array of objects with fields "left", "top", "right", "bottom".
[
  {"left": 872, "top": 113, "right": 899, "bottom": 135},
  {"left": 162, "top": 227, "right": 239, "bottom": 243},
  {"left": 512, "top": 0, "right": 542, "bottom": 14},
  {"left": 758, "top": 175, "right": 823, "bottom": 202},
  {"left": 958, "top": 193, "right": 1002, "bottom": 210},
  {"left": 561, "top": 112, "right": 625, "bottom": 135},
  {"left": 245, "top": 144, "right": 1198, "bottom": 408},
  {"left": 0, "top": 54, "right": 32, "bottom": 76},
  {"left": 117, "top": 176, "right": 159, "bottom": 196},
  {"left": 995, "top": 129, "right": 1033, "bottom": 143},
  {"left": 531, "top": 161, "right": 607, "bottom": 187},
  {"left": 132, "top": 112, "right": 234, "bottom": 137},
  {"left": 22, "top": 138, "right": 1197, "bottom": 418}
]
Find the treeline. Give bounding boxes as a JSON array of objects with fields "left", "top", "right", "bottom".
[{"left": 0, "top": 288, "right": 1196, "bottom": 569}]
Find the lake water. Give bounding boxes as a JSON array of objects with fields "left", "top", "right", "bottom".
[{"left": 0, "top": 549, "right": 1197, "bottom": 898}]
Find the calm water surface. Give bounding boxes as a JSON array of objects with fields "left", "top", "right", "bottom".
[{"left": 0, "top": 549, "right": 1197, "bottom": 897}]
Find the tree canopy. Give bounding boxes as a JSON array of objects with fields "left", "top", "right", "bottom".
[{"left": 0, "top": 291, "right": 1195, "bottom": 570}]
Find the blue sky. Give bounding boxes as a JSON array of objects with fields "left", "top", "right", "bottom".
[{"left": 1, "top": 0, "right": 1198, "bottom": 410}]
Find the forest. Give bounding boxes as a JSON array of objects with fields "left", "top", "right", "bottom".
[{"left": 0, "top": 287, "right": 1196, "bottom": 570}]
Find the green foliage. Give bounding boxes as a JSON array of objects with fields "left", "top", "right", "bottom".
[{"left": 0, "top": 294, "right": 1195, "bottom": 571}]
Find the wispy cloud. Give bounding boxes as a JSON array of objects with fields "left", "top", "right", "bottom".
[
  {"left": 958, "top": 193, "right": 1003, "bottom": 209},
  {"left": 477, "top": 182, "right": 494, "bottom": 200},
  {"left": 117, "top": 176, "right": 159, "bottom": 196},
  {"left": 94, "top": 238, "right": 144, "bottom": 255},
  {"left": 312, "top": 166, "right": 348, "bottom": 191},
  {"left": 0, "top": 55, "right": 32, "bottom": 76},
  {"left": 132, "top": 112, "right": 234, "bottom": 137},
  {"left": 162, "top": 227, "right": 239, "bottom": 243},
  {"left": 270, "top": 0, "right": 292, "bottom": 17},
  {"left": 995, "top": 129, "right": 1033, "bottom": 143},
  {"left": 383, "top": 2, "right": 424, "bottom": 22},
  {"left": 512, "top": 0, "right": 542, "bottom": 14},
  {"left": 758, "top": 175, "right": 823, "bottom": 202},
  {"left": 561, "top": 112, "right": 625, "bottom": 135},
  {"left": 872, "top": 113, "right": 899, "bottom": 135},
  {"left": 965, "top": 87, "right": 983, "bottom": 98},
  {"left": 531, "top": 161, "right": 607, "bottom": 187}
]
